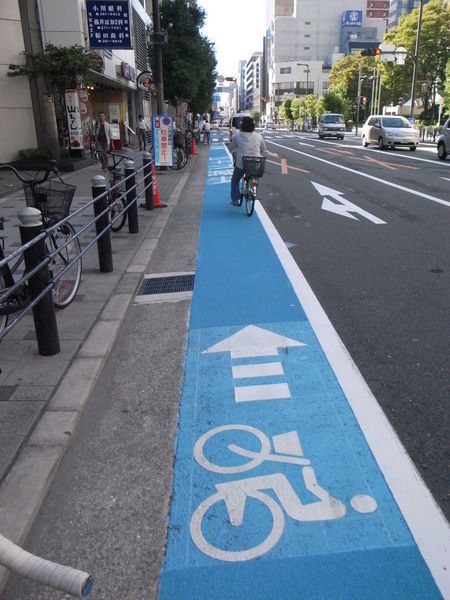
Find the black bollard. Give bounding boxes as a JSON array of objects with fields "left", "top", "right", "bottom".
[
  {"left": 142, "top": 152, "right": 153, "bottom": 210},
  {"left": 18, "top": 207, "right": 60, "bottom": 356},
  {"left": 124, "top": 160, "right": 139, "bottom": 234},
  {"left": 91, "top": 175, "right": 113, "bottom": 273}
]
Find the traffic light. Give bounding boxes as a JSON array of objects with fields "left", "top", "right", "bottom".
[
  {"left": 225, "top": 76, "right": 237, "bottom": 82},
  {"left": 360, "top": 48, "right": 382, "bottom": 57}
]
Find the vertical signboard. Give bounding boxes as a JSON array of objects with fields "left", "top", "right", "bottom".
[
  {"left": 86, "top": 1, "right": 132, "bottom": 49},
  {"left": 65, "top": 89, "right": 83, "bottom": 150},
  {"left": 152, "top": 115, "right": 173, "bottom": 167}
]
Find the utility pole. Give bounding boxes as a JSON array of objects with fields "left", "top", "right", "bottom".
[
  {"left": 355, "top": 61, "right": 362, "bottom": 136},
  {"left": 18, "top": 0, "right": 60, "bottom": 158},
  {"left": 151, "top": 0, "right": 165, "bottom": 114},
  {"left": 410, "top": 0, "right": 424, "bottom": 118}
]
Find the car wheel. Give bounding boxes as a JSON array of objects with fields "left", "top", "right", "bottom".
[
  {"left": 377, "top": 137, "right": 385, "bottom": 150},
  {"left": 437, "top": 142, "right": 447, "bottom": 160},
  {"left": 409, "top": 146, "right": 417, "bottom": 152},
  {"left": 362, "top": 136, "right": 369, "bottom": 147}
]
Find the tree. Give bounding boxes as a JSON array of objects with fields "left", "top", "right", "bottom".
[
  {"left": 154, "top": 0, "right": 217, "bottom": 115},
  {"left": 278, "top": 98, "right": 293, "bottom": 126},
  {"left": 250, "top": 109, "right": 261, "bottom": 125},
  {"left": 291, "top": 97, "right": 300, "bottom": 124},
  {"left": 383, "top": 0, "right": 449, "bottom": 122},
  {"left": 8, "top": 43, "right": 99, "bottom": 148}
]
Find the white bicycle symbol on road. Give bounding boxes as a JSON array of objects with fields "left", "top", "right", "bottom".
[{"left": 190, "top": 424, "right": 378, "bottom": 562}]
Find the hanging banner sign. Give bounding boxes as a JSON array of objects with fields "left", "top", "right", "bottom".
[
  {"left": 152, "top": 115, "right": 173, "bottom": 167},
  {"left": 65, "top": 89, "right": 83, "bottom": 149},
  {"left": 86, "top": 1, "right": 132, "bottom": 49}
]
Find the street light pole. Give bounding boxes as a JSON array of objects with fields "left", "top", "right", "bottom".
[
  {"left": 410, "top": 0, "right": 424, "bottom": 118},
  {"left": 297, "top": 63, "right": 310, "bottom": 96},
  {"left": 152, "top": 0, "right": 165, "bottom": 114}
]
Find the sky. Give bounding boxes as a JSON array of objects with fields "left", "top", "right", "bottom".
[{"left": 196, "top": 0, "right": 267, "bottom": 78}]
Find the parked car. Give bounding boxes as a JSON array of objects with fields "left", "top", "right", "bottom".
[
  {"left": 361, "top": 115, "right": 419, "bottom": 151},
  {"left": 318, "top": 113, "right": 345, "bottom": 139},
  {"left": 437, "top": 118, "right": 450, "bottom": 160},
  {"left": 265, "top": 121, "right": 276, "bottom": 130}
]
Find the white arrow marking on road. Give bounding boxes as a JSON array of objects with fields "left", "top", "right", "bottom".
[
  {"left": 203, "top": 325, "right": 306, "bottom": 403},
  {"left": 312, "top": 182, "right": 387, "bottom": 225},
  {"left": 202, "top": 325, "right": 305, "bottom": 358}
]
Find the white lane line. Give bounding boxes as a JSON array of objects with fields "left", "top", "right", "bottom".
[
  {"left": 255, "top": 200, "right": 450, "bottom": 596},
  {"left": 234, "top": 382, "right": 291, "bottom": 403},
  {"left": 267, "top": 141, "right": 450, "bottom": 207},
  {"left": 232, "top": 362, "right": 284, "bottom": 379}
]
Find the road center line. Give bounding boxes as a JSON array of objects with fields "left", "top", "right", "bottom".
[{"left": 267, "top": 140, "right": 450, "bottom": 207}]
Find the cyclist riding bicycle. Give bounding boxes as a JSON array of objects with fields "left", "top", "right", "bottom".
[{"left": 229, "top": 116, "right": 266, "bottom": 206}]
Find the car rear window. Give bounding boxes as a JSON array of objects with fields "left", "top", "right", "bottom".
[{"left": 232, "top": 117, "right": 242, "bottom": 129}]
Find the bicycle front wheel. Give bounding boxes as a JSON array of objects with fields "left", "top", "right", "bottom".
[
  {"left": 109, "top": 189, "right": 127, "bottom": 232},
  {"left": 48, "top": 223, "right": 82, "bottom": 308},
  {"left": 246, "top": 177, "right": 257, "bottom": 217}
]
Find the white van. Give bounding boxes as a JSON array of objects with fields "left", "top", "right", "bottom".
[
  {"left": 318, "top": 113, "right": 346, "bottom": 140},
  {"left": 229, "top": 112, "right": 251, "bottom": 140}
]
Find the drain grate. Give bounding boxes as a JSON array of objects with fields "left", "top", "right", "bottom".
[{"left": 138, "top": 273, "right": 195, "bottom": 296}]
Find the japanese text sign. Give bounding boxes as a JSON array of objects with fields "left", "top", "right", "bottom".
[
  {"left": 86, "top": 1, "right": 132, "bottom": 49},
  {"left": 152, "top": 116, "right": 173, "bottom": 167}
]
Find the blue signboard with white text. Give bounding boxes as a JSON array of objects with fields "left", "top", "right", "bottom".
[
  {"left": 341, "top": 10, "right": 363, "bottom": 27},
  {"left": 86, "top": 1, "right": 132, "bottom": 49}
]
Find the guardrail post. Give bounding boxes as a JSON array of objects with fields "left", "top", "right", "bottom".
[
  {"left": 142, "top": 152, "right": 153, "bottom": 210},
  {"left": 18, "top": 207, "right": 60, "bottom": 356},
  {"left": 124, "top": 160, "right": 139, "bottom": 234},
  {"left": 91, "top": 175, "right": 113, "bottom": 273}
]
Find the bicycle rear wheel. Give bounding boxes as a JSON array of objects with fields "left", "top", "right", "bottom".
[
  {"left": 48, "top": 223, "right": 82, "bottom": 308},
  {"left": 246, "top": 177, "right": 257, "bottom": 216},
  {"left": 109, "top": 187, "right": 127, "bottom": 232}
]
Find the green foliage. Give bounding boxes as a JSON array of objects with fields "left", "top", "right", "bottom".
[
  {"left": 18, "top": 147, "right": 50, "bottom": 160},
  {"left": 323, "top": 90, "right": 347, "bottom": 116},
  {"left": 291, "top": 98, "right": 300, "bottom": 122},
  {"left": 279, "top": 98, "right": 293, "bottom": 124},
  {"left": 154, "top": 0, "right": 217, "bottom": 115},
  {"left": 383, "top": 0, "right": 449, "bottom": 121},
  {"left": 8, "top": 43, "right": 99, "bottom": 89},
  {"left": 250, "top": 109, "right": 261, "bottom": 124}
]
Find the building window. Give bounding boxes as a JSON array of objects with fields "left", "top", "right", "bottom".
[
  {"left": 280, "top": 67, "right": 292, "bottom": 74},
  {"left": 305, "top": 34, "right": 310, "bottom": 38},
  {"left": 305, "top": 21, "right": 311, "bottom": 25},
  {"left": 304, "top": 47, "right": 310, "bottom": 50}
]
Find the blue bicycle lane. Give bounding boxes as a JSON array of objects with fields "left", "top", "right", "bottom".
[{"left": 159, "top": 144, "right": 447, "bottom": 599}]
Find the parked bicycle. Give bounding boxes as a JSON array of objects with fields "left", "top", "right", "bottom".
[
  {"left": 106, "top": 151, "right": 129, "bottom": 232},
  {"left": 0, "top": 161, "right": 82, "bottom": 333},
  {"left": 237, "top": 156, "right": 266, "bottom": 217}
]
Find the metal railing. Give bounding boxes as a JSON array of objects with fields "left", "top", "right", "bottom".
[{"left": 0, "top": 153, "right": 155, "bottom": 354}]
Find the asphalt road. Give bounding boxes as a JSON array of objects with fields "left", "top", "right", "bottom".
[{"left": 247, "top": 128, "right": 449, "bottom": 520}]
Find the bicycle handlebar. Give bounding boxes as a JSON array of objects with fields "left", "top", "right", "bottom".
[{"left": 0, "top": 160, "right": 58, "bottom": 186}]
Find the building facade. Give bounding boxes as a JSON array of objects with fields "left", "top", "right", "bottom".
[
  {"left": 0, "top": 0, "right": 152, "bottom": 162},
  {"left": 388, "top": 0, "right": 430, "bottom": 29},
  {"left": 265, "top": 0, "right": 389, "bottom": 119}
]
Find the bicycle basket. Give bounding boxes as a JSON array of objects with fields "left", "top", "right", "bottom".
[
  {"left": 242, "top": 156, "right": 266, "bottom": 177},
  {"left": 24, "top": 180, "right": 76, "bottom": 222}
]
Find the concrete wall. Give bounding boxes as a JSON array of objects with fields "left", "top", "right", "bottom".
[
  {"left": 37, "top": 0, "right": 85, "bottom": 46},
  {"left": 0, "top": 0, "right": 37, "bottom": 162}
]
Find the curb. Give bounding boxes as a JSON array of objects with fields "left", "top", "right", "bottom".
[{"left": 0, "top": 169, "right": 191, "bottom": 593}]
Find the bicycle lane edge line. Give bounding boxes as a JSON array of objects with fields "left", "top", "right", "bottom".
[{"left": 158, "top": 143, "right": 444, "bottom": 599}]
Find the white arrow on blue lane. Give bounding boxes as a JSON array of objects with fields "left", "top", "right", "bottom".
[
  {"left": 312, "top": 181, "right": 387, "bottom": 225},
  {"left": 202, "top": 325, "right": 305, "bottom": 358},
  {"left": 203, "top": 326, "right": 306, "bottom": 403}
]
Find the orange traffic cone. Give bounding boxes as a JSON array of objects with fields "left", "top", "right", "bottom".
[
  {"left": 151, "top": 163, "right": 167, "bottom": 208},
  {"left": 191, "top": 137, "right": 197, "bottom": 155}
]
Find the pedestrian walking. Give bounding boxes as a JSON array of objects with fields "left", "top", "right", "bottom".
[
  {"left": 203, "top": 121, "right": 211, "bottom": 144},
  {"left": 229, "top": 116, "right": 266, "bottom": 206},
  {"left": 137, "top": 114, "right": 149, "bottom": 151},
  {"left": 93, "top": 111, "right": 115, "bottom": 171}
]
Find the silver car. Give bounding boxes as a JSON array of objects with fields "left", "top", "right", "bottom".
[
  {"left": 437, "top": 118, "right": 450, "bottom": 160},
  {"left": 361, "top": 115, "right": 420, "bottom": 151}
]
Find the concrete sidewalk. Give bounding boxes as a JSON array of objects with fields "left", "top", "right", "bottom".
[{"left": 0, "top": 146, "right": 206, "bottom": 592}]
